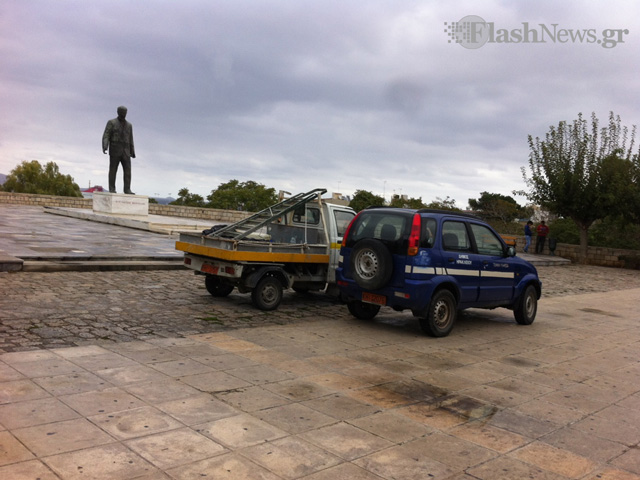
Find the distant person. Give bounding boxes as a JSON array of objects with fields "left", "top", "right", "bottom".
[
  {"left": 102, "top": 106, "right": 135, "bottom": 194},
  {"left": 524, "top": 220, "right": 533, "bottom": 253},
  {"left": 536, "top": 220, "right": 549, "bottom": 254}
]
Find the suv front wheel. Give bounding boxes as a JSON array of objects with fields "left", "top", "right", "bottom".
[
  {"left": 350, "top": 239, "right": 393, "bottom": 290},
  {"left": 514, "top": 285, "right": 537, "bottom": 325},
  {"left": 420, "top": 290, "right": 457, "bottom": 337}
]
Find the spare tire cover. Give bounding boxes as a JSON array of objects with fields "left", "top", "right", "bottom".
[{"left": 349, "top": 239, "right": 393, "bottom": 290}]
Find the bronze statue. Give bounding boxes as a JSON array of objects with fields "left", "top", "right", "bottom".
[{"left": 102, "top": 106, "right": 136, "bottom": 194}]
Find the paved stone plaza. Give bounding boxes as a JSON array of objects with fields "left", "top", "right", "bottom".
[{"left": 1, "top": 205, "right": 639, "bottom": 479}]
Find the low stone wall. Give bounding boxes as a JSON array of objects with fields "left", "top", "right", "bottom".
[
  {"left": 554, "top": 244, "right": 640, "bottom": 268},
  {"left": 511, "top": 234, "right": 638, "bottom": 268},
  {"left": 0, "top": 191, "right": 250, "bottom": 224},
  {"left": 0, "top": 191, "right": 92, "bottom": 209},
  {"left": 147, "top": 204, "right": 250, "bottom": 223}
]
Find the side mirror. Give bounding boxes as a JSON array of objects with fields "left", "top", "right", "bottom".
[{"left": 506, "top": 246, "right": 516, "bottom": 257}]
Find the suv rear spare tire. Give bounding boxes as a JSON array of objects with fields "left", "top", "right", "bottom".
[{"left": 350, "top": 239, "right": 393, "bottom": 290}]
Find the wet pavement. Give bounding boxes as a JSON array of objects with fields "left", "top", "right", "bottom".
[
  {"left": 1, "top": 204, "right": 639, "bottom": 479},
  {"left": 0, "top": 205, "right": 186, "bottom": 272},
  {"left": 0, "top": 206, "right": 182, "bottom": 260}
]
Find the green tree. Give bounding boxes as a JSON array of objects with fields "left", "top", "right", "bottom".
[
  {"left": 521, "top": 112, "right": 640, "bottom": 261},
  {"left": 468, "top": 192, "right": 530, "bottom": 232},
  {"left": 425, "top": 196, "right": 460, "bottom": 211},
  {"left": 207, "top": 180, "right": 277, "bottom": 211},
  {"left": 550, "top": 216, "right": 640, "bottom": 250},
  {"left": 389, "top": 195, "right": 426, "bottom": 209},
  {"left": 1, "top": 160, "right": 82, "bottom": 197},
  {"left": 349, "top": 190, "right": 385, "bottom": 212},
  {"left": 598, "top": 151, "right": 640, "bottom": 223},
  {"left": 170, "top": 187, "right": 206, "bottom": 207}
]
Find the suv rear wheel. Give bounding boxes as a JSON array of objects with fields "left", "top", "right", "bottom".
[
  {"left": 350, "top": 239, "right": 393, "bottom": 290},
  {"left": 420, "top": 290, "right": 457, "bottom": 337},
  {"left": 347, "top": 300, "right": 381, "bottom": 320}
]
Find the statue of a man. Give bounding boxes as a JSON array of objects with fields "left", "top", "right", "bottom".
[{"left": 102, "top": 106, "right": 136, "bottom": 194}]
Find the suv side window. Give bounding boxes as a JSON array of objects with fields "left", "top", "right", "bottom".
[
  {"left": 469, "top": 223, "right": 504, "bottom": 256},
  {"left": 442, "top": 221, "right": 471, "bottom": 252},
  {"left": 421, "top": 218, "right": 437, "bottom": 248}
]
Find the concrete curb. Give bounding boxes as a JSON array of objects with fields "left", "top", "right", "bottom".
[
  {"left": 20, "top": 259, "right": 186, "bottom": 272},
  {"left": 0, "top": 251, "right": 23, "bottom": 272}
]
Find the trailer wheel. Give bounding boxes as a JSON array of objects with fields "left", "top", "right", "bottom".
[
  {"left": 251, "top": 275, "right": 283, "bottom": 311},
  {"left": 205, "top": 275, "right": 234, "bottom": 297}
]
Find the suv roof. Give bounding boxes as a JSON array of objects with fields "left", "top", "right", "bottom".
[{"left": 364, "top": 206, "right": 481, "bottom": 220}]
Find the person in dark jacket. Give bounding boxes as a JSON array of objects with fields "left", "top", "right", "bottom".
[
  {"left": 524, "top": 220, "right": 533, "bottom": 253},
  {"left": 102, "top": 106, "right": 136, "bottom": 194}
]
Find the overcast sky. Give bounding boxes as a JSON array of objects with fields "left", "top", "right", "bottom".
[{"left": 1, "top": 1, "right": 638, "bottom": 206}]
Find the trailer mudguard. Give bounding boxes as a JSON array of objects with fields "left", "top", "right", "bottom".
[{"left": 243, "top": 266, "right": 291, "bottom": 290}]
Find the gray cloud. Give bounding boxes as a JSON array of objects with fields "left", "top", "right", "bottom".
[{"left": 1, "top": 0, "right": 638, "bottom": 207}]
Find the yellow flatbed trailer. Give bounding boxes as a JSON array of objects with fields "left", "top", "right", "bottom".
[{"left": 175, "top": 189, "right": 355, "bottom": 310}]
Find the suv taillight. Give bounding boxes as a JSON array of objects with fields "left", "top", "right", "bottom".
[
  {"left": 341, "top": 212, "right": 361, "bottom": 246},
  {"left": 407, "top": 213, "right": 421, "bottom": 256}
]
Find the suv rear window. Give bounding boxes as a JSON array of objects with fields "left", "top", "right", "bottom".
[{"left": 346, "top": 211, "right": 412, "bottom": 254}]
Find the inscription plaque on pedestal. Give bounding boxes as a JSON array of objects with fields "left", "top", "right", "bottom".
[{"left": 93, "top": 192, "right": 148, "bottom": 216}]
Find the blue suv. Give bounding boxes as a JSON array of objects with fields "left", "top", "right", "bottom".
[{"left": 337, "top": 208, "right": 541, "bottom": 337}]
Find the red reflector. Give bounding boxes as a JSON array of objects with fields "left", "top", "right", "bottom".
[
  {"left": 202, "top": 264, "right": 219, "bottom": 274},
  {"left": 224, "top": 266, "right": 235, "bottom": 275},
  {"left": 184, "top": 257, "right": 192, "bottom": 265},
  {"left": 337, "top": 280, "right": 348, "bottom": 287}
]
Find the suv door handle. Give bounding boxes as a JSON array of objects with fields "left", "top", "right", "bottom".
[
  {"left": 482, "top": 260, "right": 489, "bottom": 265},
  {"left": 448, "top": 257, "right": 455, "bottom": 263}
]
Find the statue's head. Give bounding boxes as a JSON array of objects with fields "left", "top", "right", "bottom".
[{"left": 117, "top": 106, "right": 128, "bottom": 120}]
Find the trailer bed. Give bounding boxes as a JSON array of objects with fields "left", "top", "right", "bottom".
[{"left": 176, "top": 232, "right": 330, "bottom": 264}]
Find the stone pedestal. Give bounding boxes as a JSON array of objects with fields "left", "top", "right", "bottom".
[{"left": 93, "top": 192, "right": 148, "bottom": 216}]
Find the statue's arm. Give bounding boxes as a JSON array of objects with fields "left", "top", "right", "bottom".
[
  {"left": 130, "top": 124, "right": 135, "bottom": 158},
  {"left": 102, "top": 121, "right": 112, "bottom": 153}
]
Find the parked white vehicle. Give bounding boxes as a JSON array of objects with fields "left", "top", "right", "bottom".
[{"left": 176, "top": 189, "right": 355, "bottom": 310}]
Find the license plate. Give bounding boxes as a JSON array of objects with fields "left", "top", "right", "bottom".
[{"left": 362, "top": 292, "right": 386, "bottom": 306}]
